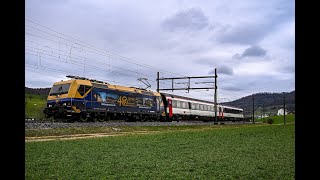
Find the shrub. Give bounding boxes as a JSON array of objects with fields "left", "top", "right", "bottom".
[{"left": 267, "top": 118, "right": 274, "bottom": 124}]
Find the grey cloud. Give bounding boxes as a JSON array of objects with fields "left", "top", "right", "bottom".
[
  {"left": 232, "top": 53, "right": 241, "bottom": 59},
  {"left": 216, "top": 24, "right": 267, "bottom": 44},
  {"left": 221, "top": 85, "right": 244, "bottom": 91},
  {"left": 278, "top": 63, "right": 295, "bottom": 73},
  {"left": 216, "top": 1, "right": 294, "bottom": 45},
  {"left": 242, "top": 45, "right": 267, "bottom": 57},
  {"left": 286, "top": 65, "right": 295, "bottom": 73},
  {"left": 208, "top": 65, "right": 233, "bottom": 75},
  {"left": 194, "top": 58, "right": 233, "bottom": 75},
  {"left": 233, "top": 45, "right": 267, "bottom": 59},
  {"left": 161, "top": 7, "right": 209, "bottom": 32},
  {"left": 193, "top": 57, "right": 217, "bottom": 66}
]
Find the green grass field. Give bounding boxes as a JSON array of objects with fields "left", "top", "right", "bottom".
[
  {"left": 25, "top": 93, "right": 47, "bottom": 119},
  {"left": 257, "top": 114, "right": 295, "bottom": 124},
  {"left": 25, "top": 124, "right": 295, "bottom": 179}
]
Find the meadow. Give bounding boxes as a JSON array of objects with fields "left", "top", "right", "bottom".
[
  {"left": 25, "top": 93, "right": 47, "bottom": 119},
  {"left": 25, "top": 123, "right": 295, "bottom": 179}
]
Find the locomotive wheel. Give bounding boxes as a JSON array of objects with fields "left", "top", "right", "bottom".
[
  {"left": 44, "top": 113, "right": 51, "bottom": 118},
  {"left": 79, "top": 112, "right": 88, "bottom": 122},
  {"left": 98, "top": 115, "right": 105, "bottom": 122},
  {"left": 92, "top": 114, "right": 98, "bottom": 122},
  {"left": 105, "top": 115, "right": 111, "bottom": 121}
]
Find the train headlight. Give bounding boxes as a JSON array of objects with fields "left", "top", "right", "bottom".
[
  {"left": 48, "top": 104, "right": 52, "bottom": 107},
  {"left": 63, "top": 103, "right": 67, "bottom": 106}
]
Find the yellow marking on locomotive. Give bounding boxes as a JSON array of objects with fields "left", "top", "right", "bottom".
[
  {"left": 46, "top": 78, "right": 161, "bottom": 101},
  {"left": 47, "top": 79, "right": 93, "bottom": 100},
  {"left": 117, "top": 96, "right": 129, "bottom": 106},
  {"left": 72, "top": 106, "right": 81, "bottom": 113},
  {"left": 70, "top": 80, "right": 93, "bottom": 99},
  {"left": 47, "top": 93, "right": 70, "bottom": 100}
]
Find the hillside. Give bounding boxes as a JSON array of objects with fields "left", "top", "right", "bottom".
[
  {"left": 222, "top": 91, "right": 295, "bottom": 116},
  {"left": 25, "top": 87, "right": 51, "bottom": 96}
]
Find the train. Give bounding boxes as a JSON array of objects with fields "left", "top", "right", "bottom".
[{"left": 43, "top": 76, "right": 244, "bottom": 122}]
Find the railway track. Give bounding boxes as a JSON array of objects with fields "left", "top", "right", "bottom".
[{"left": 25, "top": 120, "right": 253, "bottom": 129}]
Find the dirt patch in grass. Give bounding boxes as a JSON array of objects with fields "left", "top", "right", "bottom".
[{"left": 25, "top": 131, "right": 160, "bottom": 142}]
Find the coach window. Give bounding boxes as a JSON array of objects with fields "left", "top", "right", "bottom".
[
  {"left": 191, "top": 103, "right": 195, "bottom": 110},
  {"left": 224, "top": 108, "right": 228, "bottom": 113},
  {"left": 78, "top": 85, "right": 92, "bottom": 96},
  {"left": 182, "top": 102, "right": 187, "bottom": 109},
  {"left": 172, "top": 100, "right": 177, "bottom": 108},
  {"left": 177, "top": 101, "right": 181, "bottom": 108},
  {"left": 199, "top": 104, "right": 203, "bottom": 111}
]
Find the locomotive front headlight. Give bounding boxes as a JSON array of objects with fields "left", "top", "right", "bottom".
[
  {"left": 63, "top": 103, "right": 67, "bottom": 106},
  {"left": 48, "top": 104, "right": 52, "bottom": 107}
]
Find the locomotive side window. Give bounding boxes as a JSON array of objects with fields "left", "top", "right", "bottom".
[{"left": 78, "top": 85, "right": 92, "bottom": 96}]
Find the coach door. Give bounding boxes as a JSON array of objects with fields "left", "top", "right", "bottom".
[{"left": 168, "top": 99, "right": 173, "bottom": 117}]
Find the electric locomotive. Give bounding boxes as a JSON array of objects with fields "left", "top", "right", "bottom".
[{"left": 43, "top": 75, "right": 166, "bottom": 122}]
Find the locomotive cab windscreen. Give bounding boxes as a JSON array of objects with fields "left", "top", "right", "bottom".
[{"left": 49, "top": 83, "right": 71, "bottom": 96}]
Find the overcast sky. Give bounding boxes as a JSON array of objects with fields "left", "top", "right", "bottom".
[{"left": 25, "top": 0, "right": 295, "bottom": 102}]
